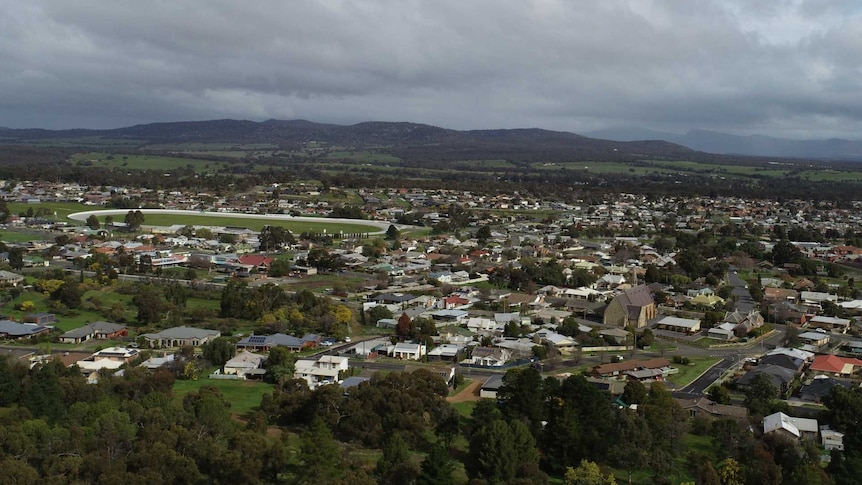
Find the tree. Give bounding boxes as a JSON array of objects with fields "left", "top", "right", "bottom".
[
  {"left": 622, "top": 380, "right": 647, "bottom": 405},
  {"left": 86, "top": 214, "right": 101, "bottom": 230},
  {"left": 220, "top": 280, "right": 251, "bottom": 318},
  {"left": 376, "top": 431, "right": 419, "bottom": 485},
  {"left": 8, "top": 247, "right": 24, "bottom": 270},
  {"left": 132, "top": 285, "right": 164, "bottom": 324},
  {"left": 708, "top": 385, "right": 731, "bottom": 405},
  {"left": 267, "top": 258, "right": 292, "bottom": 277},
  {"left": 744, "top": 373, "right": 779, "bottom": 417},
  {"left": 717, "top": 457, "right": 743, "bottom": 485},
  {"left": 51, "top": 280, "right": 82, "bottom": 309},
  {"left": 366, "top": 305, "right": 393, "bottom": 326},
  {"left": 202, "top": 337, "right": 236, "bottom": 367},
  {"left": 124, "top": 210, "right": 145, "bottom": 231},
  {"left": 297, "top": 418, "right": 343, "bottom": 484},
  {"left": 564, "top": 460, "right": 617, "bottom": 485},
  {"left": 385, "top": 224, "right": 400, "bottom": 240},
  {"left": 467, "top": 419, "right": 540, "bottom": 483},
  {"left": 476, "top": 224, "right": 492, "bottom": 242},
  {"left": 417, "top": 443, "right": 454, "bottom": 485},
  {"left": 396, "top": 313, "right": 412, "bottom": 338}
]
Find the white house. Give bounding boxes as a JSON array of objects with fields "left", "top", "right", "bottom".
[
  {"left": 389, "top": 342, "right": 426, "bottom": 360},
  {"left": 294, "top": 356, "right": 350, "bottom": 389},
  {"left": 223, "top": 350, "right": 266, "bottom": 377},
  {"left": 764, "top": 412, "right": 819, "bottom": 441}
]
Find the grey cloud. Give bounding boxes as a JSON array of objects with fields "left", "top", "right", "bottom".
[{"left": 1, "top": 0, "right": 862, "bottom": 139}]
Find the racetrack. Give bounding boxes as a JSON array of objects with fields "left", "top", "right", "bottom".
[{"left": 67, "top": 209, "right": 391, "bottom": 235}]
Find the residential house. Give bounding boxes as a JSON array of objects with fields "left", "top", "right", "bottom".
[
  {"left": 809, "top": 355, "right": 862, "bottom": 377},
  {"left": 763, "top": 412, "right": 819, "bottom": 441},
  {"left": 23, "top": 313, "right": 56, "bottom": 325},
  {"left": 140, "top": 326, "right": 221, "bottom": 348},
  {"left": 534, "top": 330, "right": 578, "bottom": 355},
  {"left": 0, "top": 320, "right": 51, "bottom": 340},
  {"left": 235, "top": 333, "right": 319, "bottom": 352},
  {"left": 799, "top": 377, "right": 851, "bottom": 403},
  {"left": 389, "top": 342, "right": 426, "bottom": 360},
  {"left": 676, "top": 397, "right": 749, "bottom": 423},
  {"left": 798, "top": 331, "right": 829, "bottom": 349},
  {"left": 466, "top": 346, "right": 512, "bottom": 367},
  {"left": 758, "top": 353, "right": 805, "bottom": 373},
  {"left": 0, "top": 270, "right": 24, "bottom": 286},
  {"left": 807, "top": 315, "right": 851, "bottom": 334},
  {"left": 736, "top": 365, "right": 796, "bottom": 394},
  {"left": 655, "top": 316, "right": 701, "bottom": 334},
  {"left": 59, "top": 321, "right": 127, "bottom": 344},
  {"left": 223, "top": 350, "right": 266, "bottom": 377},
  {"left": 480, "top": 374, "right": 505, "bottom": 399},
  {"left": 592, "top": 358, "right": 672, "bottom": 380},
  {"left": 426, "top": 343, "right": 465, "bottom": 362},
  {"left": 603, "top": 285, "right": 656, "bottom": 329},
  {"left": 723, "top": 309, "right": 764, "bottom": 337},
  {"left": 238, "top": 254, "right": 274, "bottom": 273},
  {"left": 821, "top": 426, "right": 844, "bottom": 451},
  {"left": 707, "top": 322, "right": 738, "bottom": 341},
  {"left": 294, "top": 355, "right": 350, "bottom": 389}
]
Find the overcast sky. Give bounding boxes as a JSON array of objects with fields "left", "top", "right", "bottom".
[{"left": 2, "top": 0, "right": 861, "bottom": 139}]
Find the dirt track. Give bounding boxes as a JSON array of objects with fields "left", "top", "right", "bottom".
[{"left": 446, "top": 379, "right": 482, "bottom": 403}]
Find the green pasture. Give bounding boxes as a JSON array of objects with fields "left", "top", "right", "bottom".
[
  {"left": 8, "top": 201, "right": 87, "bottom": 221},
  {"left": 82, "top": 211, "right": 382, "bottom": 234},
  {"left": 325, "top": 150, "right": 401, "bottom": 164},
  {"left": 70, "top": 152, "right": 228, "bottom": 171},
  {"left": 666, "top": 356, "right": 721, "bottom": 387},
  {"left": 172, "top": 379, "right": 274, "bottom": 416}
]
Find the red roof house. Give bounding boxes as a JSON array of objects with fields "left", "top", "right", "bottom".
[{"left": 810, "top": 355, "right": 862, "bottom": 376}]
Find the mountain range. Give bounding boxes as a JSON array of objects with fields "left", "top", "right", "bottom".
[
  {"left": 2, "top": 119, "right": 860, "bottom": 161},
  {"left": 587, "top": 127, "right": 862, "bottom": 160}
]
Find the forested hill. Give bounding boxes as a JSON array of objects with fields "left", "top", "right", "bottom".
[{"left": 0, "top": 119, "right": 696, "bottom": 162}]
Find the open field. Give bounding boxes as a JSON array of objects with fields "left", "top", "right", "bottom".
[
  {"left": 666, "top": 356, "right": 722, "bottom": 387},
  {"left": 69, "top": 209, "right": 388, "bottom": 234},
  {"left": 8, "top": 201, "right": 88, "bottom": 221},
  {"left": 69, "top": 152, "right": 229, "bottom": 171},
  {"left": 172, "top": 379, "right": 274, "bottom": 416}
]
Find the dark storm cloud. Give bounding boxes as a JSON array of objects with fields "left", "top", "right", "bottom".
[{"left": 2, "top": 0, "right": 862, "bottom": 138}]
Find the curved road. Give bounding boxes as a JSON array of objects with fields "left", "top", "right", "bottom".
[{"left": 67, "top": 209, "right": 396, "bottom": 235}]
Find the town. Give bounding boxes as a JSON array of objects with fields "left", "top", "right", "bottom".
[{"left": 0, "top": 177, "right": 860, "bottom": 484}]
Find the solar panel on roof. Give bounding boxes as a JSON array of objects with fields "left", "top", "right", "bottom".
[{"left": 247, "top": 336, "right": 266, "bottom": 344}]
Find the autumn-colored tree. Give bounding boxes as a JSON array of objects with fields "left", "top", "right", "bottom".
[{"left": 396, "top": 313, "right": 412, "bottom": 338}]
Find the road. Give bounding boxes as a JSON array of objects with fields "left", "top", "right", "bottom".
[
  {"left": 727, "top": 267, "right": 756, "bottom": 312},
  {"left": 679, "top": 355, "right": 738, "bottom": 395}
]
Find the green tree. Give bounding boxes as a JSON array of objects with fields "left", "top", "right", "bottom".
[
  {"left": 51, "top": 280, "right": 83, "bottom": 309},
  {"left": 708, "top": 385, "right": 731, "bottom": 405},
  {"left": 267, "top": 258, "right": 292, "bottom": 277},
  {"left": 367, "top": 305, "right": 393, "bottom": 326},
  {"left": 564, "top": 459, "right": 617, "bottom": 485},
  {"left": 467, "top": 419, "right": 540, "bottom": 483},
  {"left": 202, "top": 337, "right": 236, "bottom": 367},
  {"left": 476, "top": 224, "right": 492, "bottom": 241},
  {"left": 385, "top": 224, "right": 400, "bottom": 240},
  {"left": 622, "top": 380, "right": 647, "bottom": 405},
  {"left": 417, "top": 443, "right": 454, "bottom": 485},
  {"left": 132, "top": 285, "right": 164, "bottom": 324},
  {"left": 220, "top": 280, "right": 251, "bottom": 318},
  {"left": 297, "top": 419, "right": 343, "bottom": 484},
  {"left": 744, "top": 373, "right": 779, "bottom": 417},
  {"left": 124, "top": 210, "right": 145, "bottom": 230},
  {"left": 86, "top": 214, "right": 101, "bottom": 230},
  {"left": 375, "top": 431, "right": 419, "bottom": 485}
]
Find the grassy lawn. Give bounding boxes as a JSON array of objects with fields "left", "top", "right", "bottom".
[
  {"left": 85, "top": 211, "right": 380, "bottom": 234},
  {"left": 8, "top": 201, "right": 87, "bottom": 221},
  {"left": 667, "top": 356, "right": 722, "bottom": 387},
  {"left": 70, "top": 152, "right": 228, "bottom": 172},
  {"left": 448, "top": 378, "right": 473, "bottom": 397},
  {"left": 172, "top": 378, "right": 274, "bottom": 416},
  {"left": 449, "top": 400, "right": 478, "bottom": 417}
]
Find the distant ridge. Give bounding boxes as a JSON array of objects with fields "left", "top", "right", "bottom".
[
  {"left": 0, "top": 119, "right": 696, "bottom": 162},
  {"left": 587, "top": 126, "right": 862, "bottom": 161}
]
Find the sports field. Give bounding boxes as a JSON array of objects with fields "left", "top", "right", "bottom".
[{"left": 68, "top": 209, "right": 388, "bottom": 234}]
